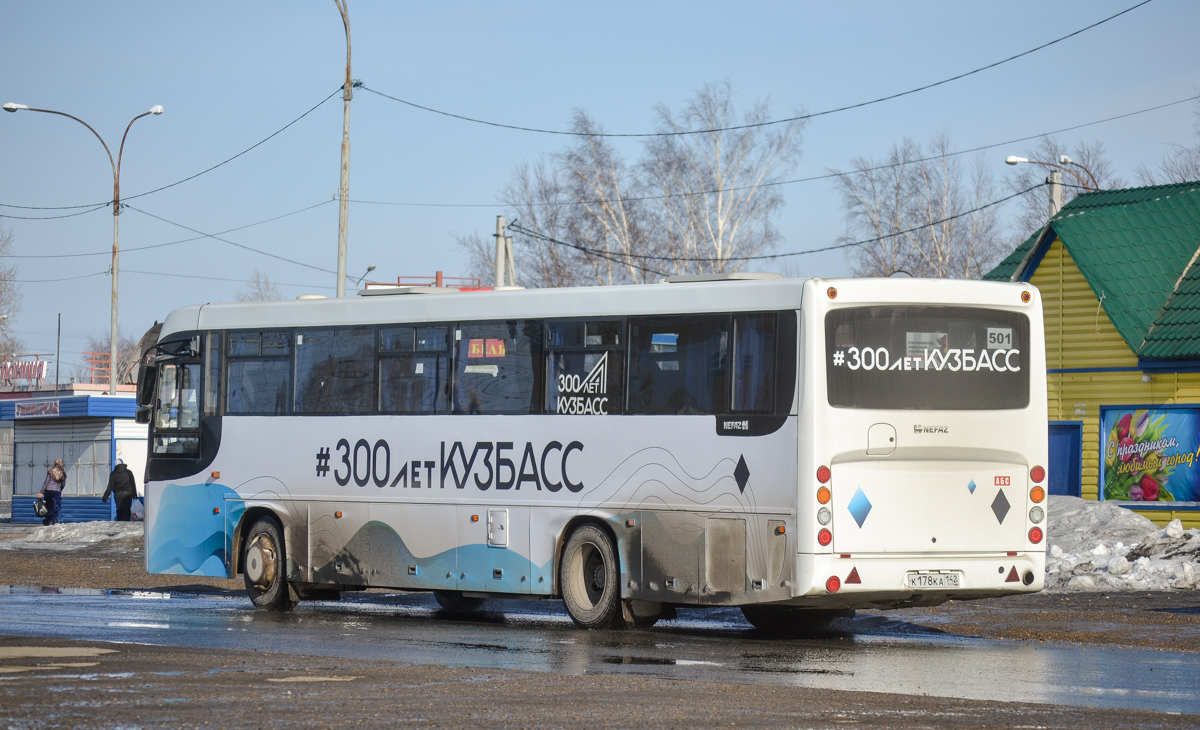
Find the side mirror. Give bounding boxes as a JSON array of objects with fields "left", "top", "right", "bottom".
[
  {"left": 136, "top": 364, "right": 157, "bottom": 407},
  {"left": 135, "top": 405, "right": 153, "bottom": 424}
]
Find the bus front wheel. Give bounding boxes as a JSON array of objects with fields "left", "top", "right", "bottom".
[
  {"left": 561, "top": 524, "right": 621, "bottom": 629},
  {"left": 243, "top": 517, "right": 295, "bottom": 611}
]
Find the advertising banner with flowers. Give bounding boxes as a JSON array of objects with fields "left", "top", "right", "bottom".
[{"left": 1101, "top": 406, "right": 1200, "bottom": 504}]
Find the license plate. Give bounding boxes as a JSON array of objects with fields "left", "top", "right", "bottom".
[{"left": 905, "top": 571, "right": 962, "bottom": 589}]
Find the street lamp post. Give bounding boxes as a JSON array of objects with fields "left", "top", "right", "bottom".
[{"left": 3, "top": 102, "right": 164, "bottom": 395}]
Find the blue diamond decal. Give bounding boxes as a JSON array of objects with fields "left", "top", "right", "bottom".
[
  {"left": 968, "top": 479, "right": 976, "bottom": 494},
  {"left": 847, "top": 487, "right": 873, "bottom": 528}
]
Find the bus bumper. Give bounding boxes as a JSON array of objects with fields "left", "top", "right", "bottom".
[{"left": 786, "top": 552, "right": 1045, "bottom": 609}]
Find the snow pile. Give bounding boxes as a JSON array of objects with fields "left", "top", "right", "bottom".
[
  {"left": 1045, "top": 495, "right": 1200, "bottom": 591},
  {"left": 8, "top": 522, "right": 142, "bottom": 549}
]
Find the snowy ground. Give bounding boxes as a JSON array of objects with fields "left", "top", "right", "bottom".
[
  {"left": 1046, "top": 495, "right": 1200, "bottom": 591},
  {"left": 0, "top": 522, "right": 142, "bottom": 551},
  {"left": 1, "top": 498, "right": 1198, "bottom": 590}
]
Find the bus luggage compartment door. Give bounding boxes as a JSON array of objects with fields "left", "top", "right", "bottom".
[
  {"left": 830, "top": 461, "right": 1025, "bottom": 553},
  {"left": 456, "top": 505, "right": 531, "bottom": 594}
]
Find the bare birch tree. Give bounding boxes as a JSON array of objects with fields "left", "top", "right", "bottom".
[
  {"left": 236, "top": 268, "right": 282, "bottom": 301},
  {"left": 1135, "top": 98, "right": 1200, "bottom": 185},
  {"left": 0, "top": 224, "right": 23, "bottom": 360},
  {"left": 643, "top": 82, "right": 803, "bottom": 274},
  {"left": 456, "top": 83, "right": 804, "bottom": 285},
  {"left": 833, "top": 134, "right": 1005, "bottom": 279}
]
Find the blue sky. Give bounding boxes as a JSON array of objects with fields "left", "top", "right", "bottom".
[{"left": 1, "top": 1, "right": 1196, "bottom": 375}]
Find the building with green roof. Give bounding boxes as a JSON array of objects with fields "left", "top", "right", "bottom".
[{"left": 986, "top": 180, "right": 1200, "bottom": 526}]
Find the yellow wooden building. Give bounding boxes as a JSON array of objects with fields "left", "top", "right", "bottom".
[{"left": 987, "top": 181, "right": 1200, "bottom": 527}]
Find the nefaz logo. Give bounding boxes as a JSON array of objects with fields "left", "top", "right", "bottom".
[
  {"left": 913, "top": 425, "right": 949, "bottom": 434},
  {"left": 555, "top": 351, "right": 610, "bottom": 415}
]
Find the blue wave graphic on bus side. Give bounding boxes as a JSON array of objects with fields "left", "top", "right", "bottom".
[
  {"left": 147, "top": 482, "right": 245, "bottom": 577},
  {"left": 312, "top": 521, "right": 552, "bottom": 594}
]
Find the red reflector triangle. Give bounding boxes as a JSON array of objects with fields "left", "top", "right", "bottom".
[
  {"left": 1005, "top": 566, "right": 1020, "bottom": 583},
  {"left": 845, "top": 567, "right": 861, "bottom": 584}
]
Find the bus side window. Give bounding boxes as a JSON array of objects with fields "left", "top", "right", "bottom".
[
  {"left": 732, "top": 313, "right": 776, "bottom": 413},
  {"left": 204, "top": 331, "right": 222, "bottom": 417},
  {"left": 225, "top": 331, "right": 292, "bottom": 415},
  {"left": 294, "top": 327, "right": 375, "bottom": 415},
  {"left": 627, "top": 315, "right": 729, "bottom": 415},
  {"left": 453, "top": 320, "right": 542, "bottom": 415},
  {"left": 379, "top": 325, "right": 450, "bottom": 414},
  {"left": 546, "top": 319, "right": 623, "bottom": 415}
]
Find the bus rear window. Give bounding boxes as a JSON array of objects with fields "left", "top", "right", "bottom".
[{"left": 825, "top": 306, "right": 1030, "bottom": 410}]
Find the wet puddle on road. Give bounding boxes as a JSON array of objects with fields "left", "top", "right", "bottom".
[{"left": 0, "top": 590, "right": 1197, "bottom": 715}]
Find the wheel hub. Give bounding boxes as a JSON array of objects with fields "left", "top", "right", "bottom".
[{"left": 245, "top": 535, "right": 277, "bottom": 590}]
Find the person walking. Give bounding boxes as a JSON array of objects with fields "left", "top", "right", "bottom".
[
  {"left": 36, "top": 458, "right": 66, "bottom": 526},
  {"left": 102, "top": 458, "right": 138, "bottom": 522}
]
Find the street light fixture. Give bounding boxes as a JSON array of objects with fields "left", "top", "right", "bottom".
[
  {"left": 353, "top": 264, "right": 376, "bottom": 287},
  {"left": 1005, "top": 155, "right": 1095, "bottom": 191},
  {"left": 3, "top": 102, "right": 164, "bottom": 395}
]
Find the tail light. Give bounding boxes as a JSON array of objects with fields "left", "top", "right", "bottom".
[
  {"left": 1030, "top": 465, "right": 1045, "bottom": 483},
  {"left": 1028, "top": 526, "right": 1043, "bottom": 544},
  {"left": 817, "top": 528, "right": 832, "bottom": 547},
  {"left": 825, "top": 576, "right": 840, "bottom": 593},
  {"left": 816, "top": 486, "right": 831, "bottom": 504},
  {"left": 1029, "top": 506, "right": 1044, "bottom": 524},
  {"left": 1030, "top": 486, "right": 1045, "bottom": 503},
  {"left": 816, "top": 465, "right": 831, "bottom": 483}
]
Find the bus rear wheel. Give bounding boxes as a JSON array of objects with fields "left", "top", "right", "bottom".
[
  {"left": 243, "top": 516, "right": 294, "bottom": 611},
  {"left": 740, "top": 605, "right": 853, "bottom": 637},
  {"left": 561, "top": 524, "right": 621, "bottom": 629}
]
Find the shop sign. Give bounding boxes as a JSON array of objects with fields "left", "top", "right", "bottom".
[
  {"left": 0, "top": 361, "right": 47, "bottom": 380},
  {"left": 1101, "top": 406, "right": 1200, "bottom": 503},
  {"left": 14, "top": 400, "right": 59, "bottom": 418}
]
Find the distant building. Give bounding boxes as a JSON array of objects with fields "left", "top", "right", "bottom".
[
  {"left": 0, "top": 384, "right": 145, "bottom": 523},
  {"left": 987, "top": 180, "right": 1200, "bottom": 528}
]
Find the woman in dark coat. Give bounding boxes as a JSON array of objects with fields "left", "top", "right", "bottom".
[
  {"left": 37, "top": 458, "right": 66, "bottom": 526},
  {"left": 102, "top": 459, "right": 138, "bottom": 522}
]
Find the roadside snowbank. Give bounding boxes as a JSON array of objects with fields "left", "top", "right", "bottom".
[
  {"left": 1, "top": 522, "right": 142, "bottom": 550},
  {"left": 1046, "top": 495, "right": 1200, "bottom": 591}
]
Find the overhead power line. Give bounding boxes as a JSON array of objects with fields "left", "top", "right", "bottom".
[
  {"left": 12, "top": 271, "right": 108, "bottom": 284},
  {"left": 0, "top": 204, "right": 111, "bottom": 221},
  {"left": 345, "top": 92, "right": 1199, "bottom": 210},
  {"left": 125, "top": 205, "right": 337, "bottom": 275},
  {"left": 122, "top": 268, "right": 335, "bottom": 290},
  {"left": 0, "top": 86, "right": 344, "bottom": 211},
  {"left": 507, "top": 183, "right": 1044, "bottom": 265},
  {"left": 1, "top": 200, "right": 333, "bottom": 260},
  {"left": 361, "top": 1, "right": 1152, "bottom": 138}
]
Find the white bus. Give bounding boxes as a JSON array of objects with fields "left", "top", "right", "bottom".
[{"left": 138, "top": 275, "right": 1047, "bottom": 631}]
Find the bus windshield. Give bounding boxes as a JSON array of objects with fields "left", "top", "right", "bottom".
[{"left": 825, "top": 305, "right": 1030, "bottom": 410}]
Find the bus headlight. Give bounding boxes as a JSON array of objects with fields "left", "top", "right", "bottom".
[
  {"left": 1029, "top": 506, "right": 1044, "bottom": 524},
  {"left": 817, "top": 507, "right": 831, "bottom": 525}
]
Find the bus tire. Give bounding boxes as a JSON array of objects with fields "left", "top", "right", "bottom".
[
  {"left": 561, "top": 524, "right": 621, "bottom": 630},
  {"left": 433, "top": 590, "right": 484, "bottom": 615},
  {"left": 242, "top": 517, "right": 294, "bottom": 611},
  {"left": 740, "top": 605, "right": 853, "bottom": 637}
]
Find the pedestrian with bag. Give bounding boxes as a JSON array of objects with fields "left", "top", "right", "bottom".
[
  {"left": 102, "top": 458, "right": 138, "bottom": 522},
  {"left": 36, "top": 458, "right": 66, "bottom": 526}
]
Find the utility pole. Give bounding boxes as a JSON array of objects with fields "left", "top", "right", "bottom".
[
  {"left": 1047, "top": 170, "right": 1063, "bottom": 218},
  {"left": 55, "top": 313, "right": 60, "bottom": 395},
  {"left": 334, "top": 0, "right": 352, "bottom": 298},
  {"left": 494, "top": 216, "right": 507, "bottom": 288}
]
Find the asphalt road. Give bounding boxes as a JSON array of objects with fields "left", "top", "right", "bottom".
[{"left": 2, "top": 587, "right": 1198, "bottom": 717}]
